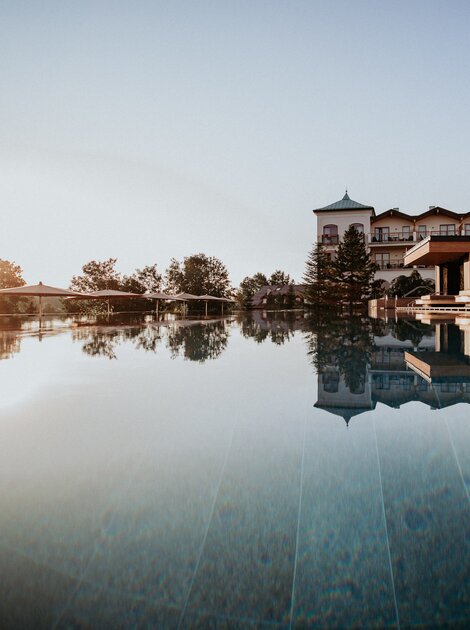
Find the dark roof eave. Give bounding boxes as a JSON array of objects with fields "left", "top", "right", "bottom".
[
  {"left": 371, "top": 208, "right": 415, "bottom": 223},
  {"left": 368, "top": 206, "right": 469, "bottom": 223},
  {"left": 313, "top": 207, "right": 376, "bottom": 216},
  {"left": 416, "top": 206, "right": 463, "bottom": 221}
]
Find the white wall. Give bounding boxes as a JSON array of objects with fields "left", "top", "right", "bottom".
[{"left": 316, "top": 209, "right": 374, "bottom": 240}]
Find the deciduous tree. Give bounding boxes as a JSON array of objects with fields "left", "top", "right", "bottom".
[
  {"left": 164, "top": 253, "right": 231, "bottom": 297},
  {"left": 0, "top": 259, "right": 31, "bottom": 314},
  {"left": 386, "top": 270, "right": 434, "bottom": 297},
  {"left": 70, "top": 258, "right": 122, "bottom": 293},
  {"left": 0, "top": 259, "right": 25, "bottom": 289},
  {"left": 237, "top": 272, "right": 268, "bottom": 309},
  {"left": 269, "top": 270, "right": 292, "bottom": 286},
  {"left": 122, "top": 264, "right": 162, "bottom": 293}
]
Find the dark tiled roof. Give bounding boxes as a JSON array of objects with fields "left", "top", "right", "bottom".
[
  {"left": 371, "top": 208, "right": 415, "bottom": 223},
  {"left": 415, "top": 206, "right": 463, "bottom": 221},
  {"left": 314, "top": 403, "right": 376, "bottom": 424},
  {"left": 251, "top": 284, "right": 305, "bottom": 307},
  {"left": 314, "top": 191, "right": 375, "bottom": 213},
  {"left": 372, "top": 206, "right": 469, "bottom": 223}
]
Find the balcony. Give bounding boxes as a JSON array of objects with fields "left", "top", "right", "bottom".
[
  {"left": 374, "top": 263, "right": 406, "bottom": 270},
  {"left": 319, "top": 235, "right": 339, "bottom": 245},
  {"left": 426, "top": 230, "right": 460, "bottom": 237},
  {"left": 374, "top": 263, "right": 434, "bottom": 271},
  {"left": 370, "top": 232, "right": 414, "bottom": 244},
  {"left": 372, "top": 230, "right": 468, "bottom": 244}
]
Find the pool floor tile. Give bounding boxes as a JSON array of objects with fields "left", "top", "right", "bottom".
[
  {"left": 375, "top": 410, "right": 470, "bottom": 627},
  {"left": 292, "top": 416, "right": 398, "bottom": 628},
  {"left": 0, "top": 545, "right": 78, "bottom": 629},
  {"left": 57, "top": 583, "right": 182, "bottom": 629},
  {"left": 184, "top": 416, "right": 303, "bottom": 625},
  {"left": 181, "top": 610, "right": 289, "bottom": 629}
]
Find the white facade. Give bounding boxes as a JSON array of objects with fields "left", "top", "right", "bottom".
[
  {"left": 314, "top": 193, "right": 442, "bottom": 286},
  {"left": 316, "top": 210, "right": 373, "bottom": 246}
]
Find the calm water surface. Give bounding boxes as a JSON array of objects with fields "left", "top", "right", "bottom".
[{"left": 0, "top": 312, "right": 469, "bottom": 629}]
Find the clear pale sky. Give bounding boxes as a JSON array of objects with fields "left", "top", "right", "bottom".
[{"left": 1, "top": 0, "right": 470, "bottom": 287}]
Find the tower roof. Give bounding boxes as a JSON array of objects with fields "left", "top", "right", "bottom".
[{"left": 314, "top": 191, "right": 375, "bottom": 214}]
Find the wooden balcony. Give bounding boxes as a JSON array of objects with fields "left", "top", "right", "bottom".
[{"left": 403, "top": 235, "right": 470, "bottom": 267}]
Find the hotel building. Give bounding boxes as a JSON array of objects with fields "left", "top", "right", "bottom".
[{"left": 314, "top": 192, "right": 470, "bottom": 286}]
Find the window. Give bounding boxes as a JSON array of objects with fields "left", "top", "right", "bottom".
[
  {"left": 374, "top": 374, "right": 390, "bottom": 390},
  {"left": 350, "top": 223, "right": 364, "bottom": 234},
  {"left": 374, "top": 253, "right": 390, "bottom": 269},
  {"left": 374, "top": 227, "right": 389, "bottom": 242},
  {"left": 440, "top": 382, "right": 458, "bottom": 393},
  {"left": 465, "top": 224, "right": 470, "bottom": 236},
  {"left": 439, "top": 224, "right": 456, "bottom": 236},
  {"left": 322, "top": 224, "right": 338, "bottom": 244},
  {"left": 402, "top": 376, "right": 413, "bottom": 391},
  {"left": 418, "top": 225, "right": 427, "bottom": 239},
  {"left": 402, "top": 225, "right": 412, "bottom": 240},
  {"left": 322, "top": 371, "right": 340, "bottom": 393},
  {"left": 418, "top": 378, "right": 428, "bottom": 391}
]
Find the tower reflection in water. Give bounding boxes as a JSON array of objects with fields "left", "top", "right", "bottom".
[{"left": 310, "top": 314, "right": 470, "bottom": 425}]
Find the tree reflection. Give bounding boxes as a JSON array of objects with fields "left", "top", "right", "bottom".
[
  {"left": 0, "top": 330, "right": 21, "bottom": 360},
  {"left": 72, "top": 320, "right": 228, "bottom": 362},
  {"left": 237, "top": 311, "right": 302, "bottom": 345},
  {"left": 78, "top": 330, "right": 122, "bottom": 359},
  {"left": 387, "top": 318, "right": 432, "bottom": 347},
  {"left": 166, "top": 321, "right": 229, "bottom": 362},
  {"left": 73, "top": 325, "right": 152, "bottom": 360},
  {"left": 133, "top": 326, "right": 162, "bottom": 353},
  {"left": 305, "top": 313, "right": 375, "bottom": 395}
]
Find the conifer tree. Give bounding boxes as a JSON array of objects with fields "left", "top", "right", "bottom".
[
  {"left": 334, "top": 226, "right": 377, "bottom": 311},
  {"left": 302, "top": 241, "right": 337, "bottom": 307}
]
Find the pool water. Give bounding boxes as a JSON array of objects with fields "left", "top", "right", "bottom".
[{"left": 0, "top": 312, "right": 469, "bottom": 628}]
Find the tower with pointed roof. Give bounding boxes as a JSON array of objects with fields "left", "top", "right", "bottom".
[{"left": 314, "top": 191, "right": 375, "bottom": 259}]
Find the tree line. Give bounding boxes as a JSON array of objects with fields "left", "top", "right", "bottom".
[
  {"left": 68, "top": 254, "right": 233, "bottom": 314},
  {"left": 0, "top": 229, "right": 434, "bottom": 315},
  {"left": 0, "top": 253, "right": 234, "bottom": 314},
  {"left": 0, "top": 254, "right": 297, "bottom": 314}
]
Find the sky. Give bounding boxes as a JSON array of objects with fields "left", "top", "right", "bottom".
[{"left": 1, "top": 0, "right": 470, "bottom": 287}]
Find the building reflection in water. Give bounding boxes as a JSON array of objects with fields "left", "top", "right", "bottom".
[
  {"left": 309, "top": 314, "right": 470, "bottom": 425},
  {"left": 3, "top": 312, "right": 470, "bottom": 416}
]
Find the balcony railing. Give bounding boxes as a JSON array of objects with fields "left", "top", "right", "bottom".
[
  {"left": 371, "top": 232, "right": 414, "bottom": 243},
  {"left": 321, "top": 229, "right": 470, "bottom": 246},
  {"left": 415, "top": 231, "right": 462, "bottom": 240},
  {"left": 374, "top": 263, "right": 405, "bottom": 270},
  {"left": 372, "top": 229, "right": 469, "bottom": 243},
  {"left": 319, "top": 235, "right": 339, "bottom": 244},
  {"left": 374, "top": 263, "right": 434, "bottom": 271}
]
